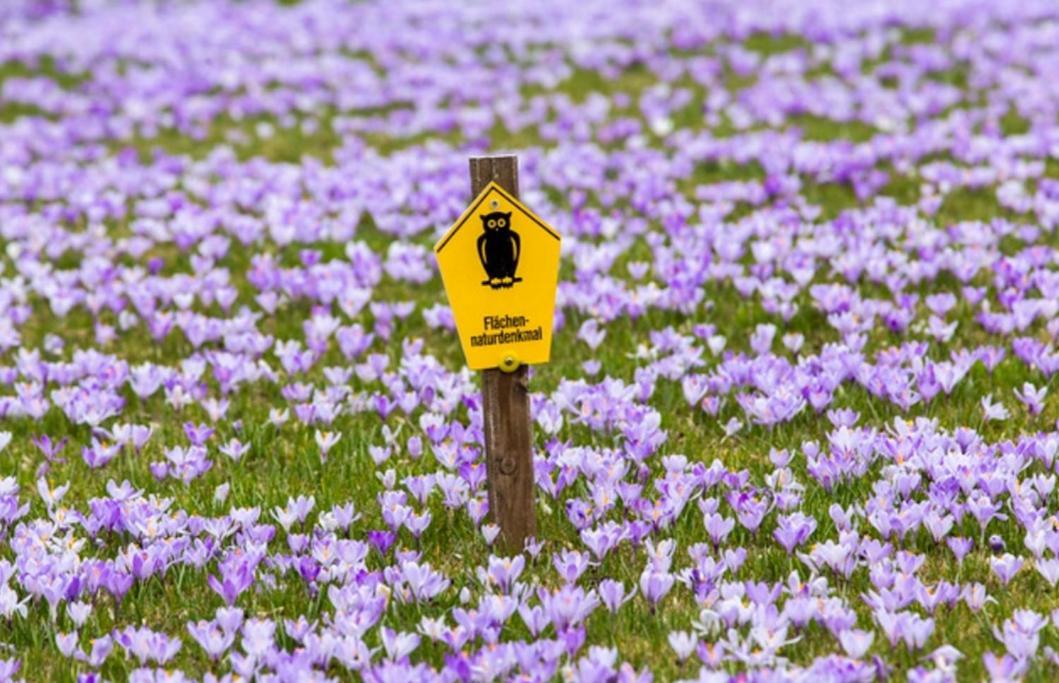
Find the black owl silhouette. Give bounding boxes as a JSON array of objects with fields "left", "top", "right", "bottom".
[{"left": 477, "top": 211, "right": 521, "bottom": 289}]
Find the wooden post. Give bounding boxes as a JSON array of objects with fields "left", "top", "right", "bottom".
[{"left": 469, "top": 155, "right": 537, "bottom": 551}]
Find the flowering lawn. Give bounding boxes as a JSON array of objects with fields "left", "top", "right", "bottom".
[{"left": 3, "top": 0, "right": 1059, "bottom": 680}]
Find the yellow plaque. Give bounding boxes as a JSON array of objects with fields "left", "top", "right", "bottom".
[{"left": 434, "top": 181, "right": 561, "bottom": 370}]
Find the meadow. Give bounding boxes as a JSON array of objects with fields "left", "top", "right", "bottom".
[{"left": 2, "top": 0, "right": 1059, "bottom": 680}]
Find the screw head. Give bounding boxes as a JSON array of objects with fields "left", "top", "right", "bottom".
[{"left": 499, "top": 355, "right": 520, "bottom": 373}]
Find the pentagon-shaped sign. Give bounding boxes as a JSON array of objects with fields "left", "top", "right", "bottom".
[{"left": 434, "top": 182, "right": 561, "bottom": 370}]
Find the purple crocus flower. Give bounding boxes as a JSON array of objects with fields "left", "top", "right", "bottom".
[{"left": 990, "top": 554, "right": 1024, "bottom": 586}]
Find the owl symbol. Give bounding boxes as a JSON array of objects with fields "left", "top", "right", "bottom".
[{"left": 477, "top": 211, "right": 522, "bottom": 289}]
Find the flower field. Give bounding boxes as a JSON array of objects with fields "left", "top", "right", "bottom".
[{"left": 3, "top": 0, "right": 1059, "bottom": 680}]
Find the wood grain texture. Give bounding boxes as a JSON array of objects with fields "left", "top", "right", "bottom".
[{"left": 469, "top": 155, "right": 537, "bottom": 551}]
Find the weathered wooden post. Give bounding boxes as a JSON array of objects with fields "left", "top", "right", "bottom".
[
  {"left": 470, "top": 156, "right": 536, "bottom": 550},
  {"left": 434, "top": 154, "right": 562, "bottom": 551}
]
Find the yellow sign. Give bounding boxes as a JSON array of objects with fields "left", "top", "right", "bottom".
[{"left": 434, "top": 182, "right": 561, "bottom": 371}]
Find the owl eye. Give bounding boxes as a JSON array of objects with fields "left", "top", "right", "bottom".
[
  {"left": 497, "top": 219, "right": 506, "bottom": 227},
  {"left": 487, "top": 219, "right": 496, "bottom": 228}
]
